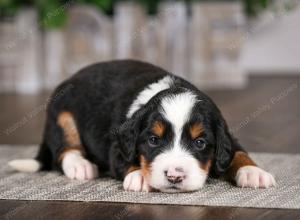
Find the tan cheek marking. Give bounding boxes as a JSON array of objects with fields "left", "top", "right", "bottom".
[
  {"left": 226, "top": 151, "right": 257, "bottom": 180},
  {"left": 140, "top": 155, "right": 151, "bottom": 178},
  {"left": 190, "top": 123, "right": 204, "bottom": 140},
  {"left": 151, "top": 121, "right": 165, "bottom": 138},
  {"left": 200, "top": 160, "right": 212, "bottom": 173},
  {"left": 57, "top": 111, "right": 81, "bottom": 147}
]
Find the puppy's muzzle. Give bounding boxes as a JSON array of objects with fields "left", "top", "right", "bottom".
[{"left": 164, "top": 166, "right": 185, "bottom": 184}]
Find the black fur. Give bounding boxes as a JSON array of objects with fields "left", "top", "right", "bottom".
[{"left": 36, "top": 60, "right": 244, "bottom": 180}]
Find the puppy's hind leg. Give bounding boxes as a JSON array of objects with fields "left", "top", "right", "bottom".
[{"left": 57, "top": 111, "right": 99, "bottom": 180}]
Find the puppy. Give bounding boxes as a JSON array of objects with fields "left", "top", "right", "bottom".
[{"left": 9, "top": 60, "right": 276, "bottom": 192}]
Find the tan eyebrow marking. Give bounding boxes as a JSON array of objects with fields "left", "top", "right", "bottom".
[
  {"left": 189, "top": 122, "right": 204, "bottom": 139},
  {"left": 151, "top": 120, "right": 165, "bottom": 137}
]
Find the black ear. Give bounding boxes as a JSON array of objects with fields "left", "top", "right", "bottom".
[
  {"left": 212, "top": 116, "right": 234, "bottom": 176},
  {"left": 109, "top": 115, "right": 144, "bottom": 180},
  {"left": 115, "top": 106, "right": 149, "bottom": 163},
  {"left": 116, "top": 117, "right": 142, "bottom": 162}
]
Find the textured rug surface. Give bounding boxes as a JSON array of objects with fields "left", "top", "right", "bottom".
[{"left": 0, "top": 145, "right": 299, "bottom": 209}]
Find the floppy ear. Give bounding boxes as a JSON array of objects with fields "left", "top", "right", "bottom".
[
  {"left": 212, "top": 116, "right": 235, "bottom": 176},
  {"left": 109, "top": 110, "right": 146, "bottom": 179},
  {"left": 110, "top": 101, "right": 158, "bottom": 179},
  {"left": 114, "top": 106, "right": 150, "bottom": 163},
  {"left": 116, "top": 117, "right": 142, "bottom": 162}
]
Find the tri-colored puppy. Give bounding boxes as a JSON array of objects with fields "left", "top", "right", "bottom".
[{"left": 9, "top": 60, "right": 276, "bottom": 192}]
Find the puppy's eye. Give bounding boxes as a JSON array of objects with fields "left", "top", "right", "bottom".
[
  {"left": 148, "top": 136, "right": 160, "bottom": 147},
  {"left": 193, "top": 138, "right": 206, "bottom": 150}
]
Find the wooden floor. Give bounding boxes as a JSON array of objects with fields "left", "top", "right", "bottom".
[{"left": 0, "top": 76, "right": 299, "bottom": 219}]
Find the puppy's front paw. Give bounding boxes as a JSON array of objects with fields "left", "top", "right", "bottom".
[
  {"left": 235, "top": 166, "right": 276, "bottom": 188},
  {"left": 123, "top": 170, "right": 151, "bottom": 192},
  {"left": 62, "top": 153, "right": 99, "bottom": 180}
]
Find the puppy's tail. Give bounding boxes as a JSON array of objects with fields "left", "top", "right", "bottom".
[
  {"left": 8, "top": 159, "right": 42, "bottom": 173},
  {"left": 8, "top": 141, "right": 52, "bottom": 173}
]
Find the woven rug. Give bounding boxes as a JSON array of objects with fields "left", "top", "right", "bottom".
[{"left": 0, "top": 145, "right": 299, "bottom": 209}]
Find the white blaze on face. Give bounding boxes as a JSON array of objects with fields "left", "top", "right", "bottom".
[{"left": 148, "top": 92, "right": 207, "bottom": 192}]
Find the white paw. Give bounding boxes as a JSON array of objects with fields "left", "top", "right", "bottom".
[
  {"left": 123, "top": 170, "right": 151, "bottom": 192},
  {"left": 235, "top": 166, "right": 276, "bottom": 188},
  {"left": 62, "top": 151, "right": 99, "bottom": 180}
]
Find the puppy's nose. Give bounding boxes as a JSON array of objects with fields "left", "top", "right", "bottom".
[{"left": 164, "top": 167, "right": 185, "bottom": 184}]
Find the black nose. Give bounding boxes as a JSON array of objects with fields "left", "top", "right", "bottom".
[
  {"left": 167, "top": 175, "right": 184, "bottom": 184},
  {"left": 164, "top": 169, "right": 185, "bottom": 184}
]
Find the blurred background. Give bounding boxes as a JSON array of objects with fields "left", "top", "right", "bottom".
[
  {"left": 1, "top": 0, "right": 299, "bottom": 93},
  {"left": 0, "top": 0, "right": 299, "bottom": 153}
]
